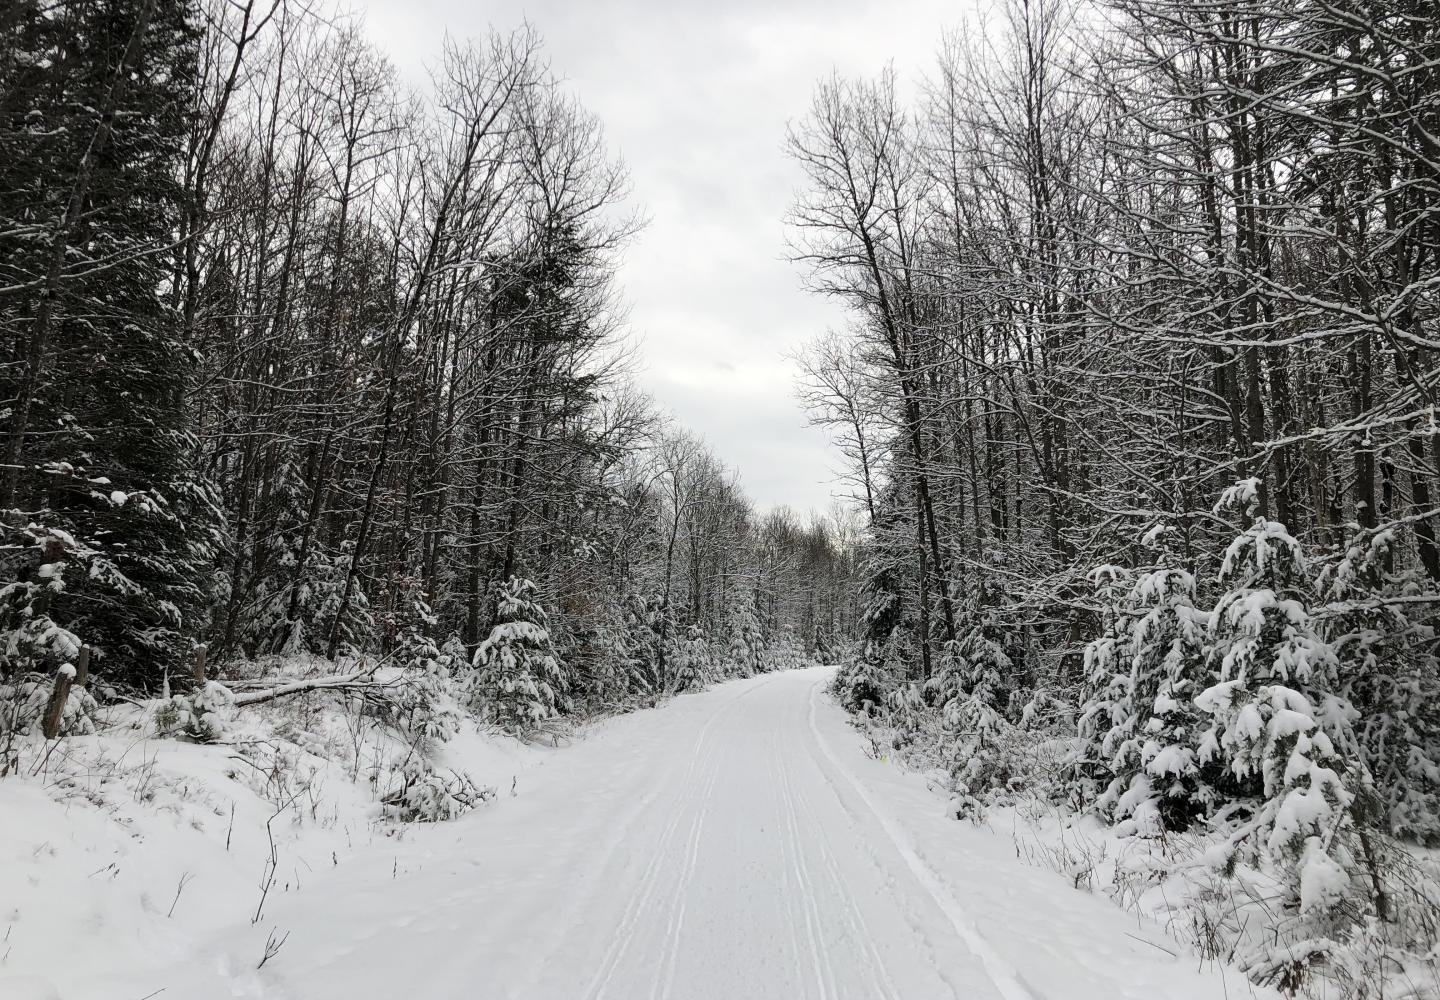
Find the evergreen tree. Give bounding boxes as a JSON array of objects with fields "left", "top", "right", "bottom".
[
  {"left": 0, "top": 0, "right": 216, "bottom": 690},
  {"left": 1320, "top": 528, "right": 1440, "bottom": 845},
  {"left": 1197, "top": 481, "right": 1359, "bottom": 912},
  {"left": 670, "top": 624, "right": 715, "bottom": 691},
  {"left": 472, "top": 578, "right": 567, "bottom": 732},
  {"left": 762, "top": 626, "right": 804, "bottom": 673},
  {"left": 1079, "top": 531, "right": 1213, "bottom": 833},
  {"left": 726, "top": 601, "right": 765, "bottom": 677},
  {"left": 243, "top": 457, "right": 371, "bottom": 658},
  {"left": 390, "top": 595, "right": 460, "bottom": 748},
  {"left": 926, "top": 621, "right": 1014, "bottom": 801},
  {"left": 832, "top": 644, "right": 886, "bottom": 714}
]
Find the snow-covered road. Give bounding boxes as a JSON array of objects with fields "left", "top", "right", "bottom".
[{"left": 148, "top": 668, "right": 1252, "bottom": 1000}]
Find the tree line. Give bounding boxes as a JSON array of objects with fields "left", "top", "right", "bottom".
[
  {"left": 0, "top": 0, "right": 861, "bottom": 728},
  {"left": 801, "top": 0, "right": 1440, "bottom": 984}
]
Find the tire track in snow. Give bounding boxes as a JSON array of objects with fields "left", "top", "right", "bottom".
[
  {"left": 586, "top": 736, "right": 718, "bottom": 1000},
  {"left": 790, "top": 710, "right": 971, "bottom": 1000},
  {"left": 803, "top": 678, "right": 1044, "bottom": 1000},
  {"left": 509, "top": 717, "right": 704, "bottom": 997}
]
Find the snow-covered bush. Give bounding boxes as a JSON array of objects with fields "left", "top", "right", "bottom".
[
  {"left": 0, "top": 670, "right": 99, "bottom": 739},
  {"left": 152, "top": 680, "right": 234, "bottom": 742},
  {"left": 382, "top": 757, "right": 494, "bottom": 822}
]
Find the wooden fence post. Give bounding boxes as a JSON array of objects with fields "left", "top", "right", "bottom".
[{"left": 40, "top": 661, "right": 76, "bottom": 739}]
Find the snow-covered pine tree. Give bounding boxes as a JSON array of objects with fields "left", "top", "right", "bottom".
[
  {"left": 309, "top": 539, "right": 373, "bottom": 658},
  {"left": 830, "top": 553, "right": 907, "bottom": 713},
  {"left": 1077, "top": 564, "right": 1139, "bottom": 804},
  {"left": 244, "top": 478, "right": 372, "bottom": 658},
  {"left": 1319, "top": 527, "right": 1440, "bottom": 844},
  {"left": 1079, "top": 527, "right": 1213, "bottom": 834},
  {"left": 0, "top": 526, "right": 88, "bottom": 680},
  {"left": 0, "top": 524, "right": 99, "bottom": 735},
  {"left": 391, "top": 593, "right": 439, "bottom": 674},
  {"left": 1196, "top": 479, "right": 1360, "bottom": 913},
  {"left": 243, "top": 455, "right": 314, "bottom": 654},
  {"left": 391, "top": 594, "right": 460, "bottom": 747},
  {"left": 563, "top": 590, "right": 659, "bottom": 707},
  {"left": 472, "top": 578, "right": 567, "bottom": 732},
  {"left": 670, "top": 624, "right": 716, "bottom": 691},
  {"left": 619, "top": 592, "right": 665, "bottom": 694},
  {"left": 438, "top": 633, "right": 470, "bottom": 676},
  {"left": 925, "top": 618, "right": 1015, "bottom": 802},
  {"left": 727, "top": 601, "right": 766, "bottom": 677},
  {"left": 762, "top": 626, "right": 804, "bottom": 673},
  {"left": 833, "top": 642, "right": 887, "bottom": 714}
]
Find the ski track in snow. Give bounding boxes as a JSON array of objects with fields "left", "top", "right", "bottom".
[
  {"left": 72, "top": 667, "right": 1261, "bottom": 1000},
  {"left": 802, "top": 680, "right": 1040, "bottom": 1000},
  {"left": 787, "top": 740, "right": 900, "bottom": 1000},
  {"left": 776, "top": 730, "right": 839, "bottom": 1000}
]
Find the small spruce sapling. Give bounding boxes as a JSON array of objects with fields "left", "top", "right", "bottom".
[
  {"left": 927, "top": 620, "right": 1014, "bottom": 803},
  {"left": 472, "top": 578, "right": 568, "bottom": 732},
  {"left": 1079, "top": 525, "right": 1213, "bottom": 834},
  {"left": 1196, "top": 479, "right": 1360, "bottom": 913},
  {"left": 833, "top": 643, "right": 887, "bottom": 714},
  {"left": 727, "top": 603, "right": 766, "bottom": 677},
  {"left": 393, "top": 597, "right": 460, "bottom": 748},
  {"left": 0, "top": 526, "right": 98, "bottom": 736},
  {"left": 671, "top": 625, "right": 716, "bottom": 691}
]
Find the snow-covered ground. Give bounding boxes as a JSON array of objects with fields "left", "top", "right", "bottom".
[{"left": 2, "top": 667, "right": 1272, "bottom": 999}]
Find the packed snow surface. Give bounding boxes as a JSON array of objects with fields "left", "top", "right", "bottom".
[{"left": 7, "top": 668, "right": 1262, "bottom": 999}]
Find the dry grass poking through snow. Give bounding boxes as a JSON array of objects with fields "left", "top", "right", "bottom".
[{"left": 0, "top": 654, "right": 544, "bottom": 998}]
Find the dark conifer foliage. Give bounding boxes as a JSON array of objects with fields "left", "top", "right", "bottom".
[{"left": 1, "top": 0, "right": 218, "bottom": 686}]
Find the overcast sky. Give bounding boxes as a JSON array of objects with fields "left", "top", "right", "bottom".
[{"left": 357, "top": 0, "right": 961, "bottom": 513}]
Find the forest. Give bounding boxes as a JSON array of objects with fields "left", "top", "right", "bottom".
[
  {"left": 800, "top": 0, "right": 1440, "bottom": 991},
  {"left": 5, "top": 0, "right": 1440, "bottom": 995},
  {"left": 0, "top": 0, "right": 860, "bottom": 730}
]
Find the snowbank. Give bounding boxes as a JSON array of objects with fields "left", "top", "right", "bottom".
[{"left": 0, "top": 677, "right": 546, "bottom": 999}]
